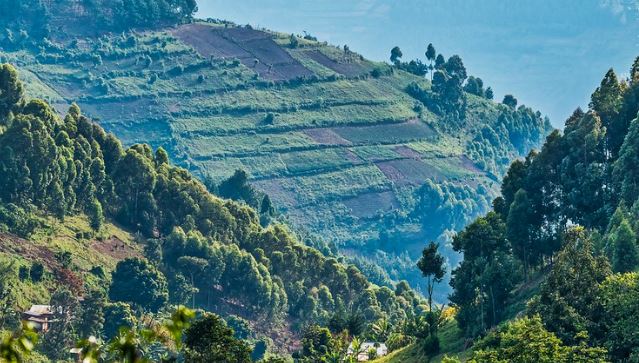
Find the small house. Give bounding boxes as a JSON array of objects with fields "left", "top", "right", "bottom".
[
  {"left": 346, "top": 341, "right": 389, "bottom": 361},
  {"left": 22, "top": 305, "right": 56, "bottom": 332}
]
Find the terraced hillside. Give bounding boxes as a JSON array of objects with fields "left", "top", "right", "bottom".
[{"left": 1, "top": 20, "right": 551, "bottom": 292}]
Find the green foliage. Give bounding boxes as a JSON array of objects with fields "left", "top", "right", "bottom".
[
  {"left": 0, "top": 64, "right": 24, "bottom": 119},
  {"left": 0, "top": 323, "right": 38, "bottom": 363},
  {"left": 469, "top": 316, "right": 607, "bottom": 363},
  {"left": 598, "top": 273, "right": 639, "bottom": 361},
  {"left": 449, "top": 212, "right": 521, "bottom": 337},
  {"left": 502, "top": 94, "right": 517, "bottom": 108},
  {"left": 109, "top": 257, "right": 169, "bottom": 312},
  {"left": 417, "top": 242, "right": 445, "bottom": 312},
  {"left": 390, "top": 46, "right": 403, "bottom": 64},
  {"left": 610, "top": 218, "right": 639, "bottom": 273},
  {"left": 528, "top": 227, "right": 611, "bottom": 345},
  {"left": 613, "top": 116, "right": 639, "bottom": 203},
  {"left": 78, "top": 290, "right": 107, "bottom": 339},
  {"left": 183, "top": 313, "right": 252, "bottom": 363},
  {"left": 103, "top": 302, "right": 136, "bottom": 339},
  {"left": 41, "top": 288, "right": 80, "bottom": 360}
]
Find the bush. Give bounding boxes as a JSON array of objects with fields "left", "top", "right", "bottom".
[
  {"left": 30, "top": 262, "right": 44, "bottom": 282},
  {"left": 263, "top": 113, "right": 275, "bottom": 124},
  {"left": 422, "top": 335, "right": 440, "bottom": 356},
  {"left": 18, "top": 265, "right": 29, "bottom": 281}
]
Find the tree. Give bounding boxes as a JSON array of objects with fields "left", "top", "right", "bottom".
[
  {"left": 449, "top": 212, "right": 521, "bottom": 337},
  {"left": 529, "top": 227, "right": 611, "bottom": 345},
  {"left": 390, "top": 46, "right": 403, "bottom": 65},
  {"left": 464, "top": 76, "right": 484, "bottom": 97},
  {"left": 87, "top": 198, "right": 104, "bottom": 231},
  {"left": 610, "top": 219, "right": 639, "bottom": 273},
  {"left": 417, "top": 242, "right": 445, "bottom": 312},
  {"left": 613, "top": 117, "right": 639, "bottom": 204},
  {"left": 506, "top": 189, "right": 535, "bottom": 278},
  {"left": 183, "top": 313, "right": 252, "bottom": 363},
  {"left": 485, "top": 87, "right": 494, "bottom": 100},
  {"left": 589, "top": 68, "right": 622, "bottom": 130},
  {"left": 29, "top": 262, "right": 44, "bottom": 282},
  {"left": 103, "top": 302, "right": 136, "bottom": 339},
  {"left": 289, "top": 34, "right": 299, "bottom": 48},
  {"left": 218, "top": 169, "right": 260, "bottom": 208},
  {"left": 177, "top": 256, "right": 208, "bottom": 308},
  {"left": 444, "top": 55, "right": 467, "bottom": 83},
  {"left": 78, "top": 290, "right": 106, "bottom": 339},
  {"left": 425, "top": 43, "right": 436, "bottom": 81},
  {"left": 41, "top": 288, "right": 79, "bottom": 361},
  {"left": 502, "top": 94, "right": 518, "bottom": 108},
  {"left": 469, "top": 316, "right": 607, "bottom": 363},
  {"left": 598, "top": 273, "right": 639, "bottom": 361},
  {"left": 435, "top": 54, "right": 446, "bottom": 70},
  {"left": 0, "top": 64, "right": 24, "bottom": 119},
  {"left": 109, "top": 257, "right": 169, "bottom": 312}
]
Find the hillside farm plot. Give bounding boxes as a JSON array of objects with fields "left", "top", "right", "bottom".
[
  {"left": 375, "top": 159, "right": 448, "bottom": 186},
  {"left": 173, "top": 24, "right": 313, "bottom": 81},
  {"left": 174, "top": 102, "right": 415, "bottom": 136},
  {"left": 280, "top": 148, "right": 360, "bottom": 174},
  {"left": 183, "top": 131, "right": 318, "bottom": 158},
  {"left": 333, "top": 119, "right": 436, "bottom": 144},
  {"left": 276, "top": 164, "right": 391, "bottom": 206},
  {"left": 172, "top": 23, "right": 252, "bottom": 59},
  {"left": 303, "top": 128, "right": 352, "bottom": 146},
  {"left": 343, "top": 191, "right": 400, "bottom": 219},
  {"left": 303, "top": 49, "right": 367, "bottom": 77}
]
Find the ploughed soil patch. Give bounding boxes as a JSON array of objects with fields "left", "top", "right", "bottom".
[
  {"left": 459, "top": 155, "right": 483, "bottom": 173},
  {"left": 0, "top": 233, "right": 60, "bottom": 271},
  {"left": 303, "top": 49, "right": 367, "bottom": 77},
  {"left": 376, "top": 159, "right": 446, "bottom": 186},
  {"left": 173, "top": 24, "right": 313, "bottom": 81},
  {"left": 252, "top": 179, "right": 300, "bottom": 209},
  {"left": 332, "top": 119, "right": 436, "bottom": 144},
  {"left": 90, "top": 236, "right": 141, "bottom": 260},
  {"left": 343, "top": 190, "right": 399, "bottom": 219},
  {"left": 394, "top": 145, "right": 422, "bottom": 159},
  {"left": 303, "top": 128, "right": 352, "bottom": 146}
]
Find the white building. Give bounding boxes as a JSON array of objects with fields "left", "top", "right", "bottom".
[{"left": 346, "top": 341, "right": 389, "bottom": 361}]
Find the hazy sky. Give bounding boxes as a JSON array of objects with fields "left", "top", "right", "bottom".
[{"left": 197, "top": 0, "right": 639, "bottom": 127}]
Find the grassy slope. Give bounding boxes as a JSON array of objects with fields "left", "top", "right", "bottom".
[
  {"left": 373, "top": 319, "right": 470, "bottom": 363},
  {"left": 374, "top": 274, "right": 544, "bottom": 363},
  {"left": 0, "top": 20, "right": 545, "bottom": 291},
  {"left": 0, "top": 215, "right": 138, "bottom": 310}
]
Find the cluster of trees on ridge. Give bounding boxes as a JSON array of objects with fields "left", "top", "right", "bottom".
[
  {"left": 0, "top": 63, "right": 427, "bottom": 361},
  {"left": 392, "top": 43, "right": 551, "bottom": 173},
  {"left": 412, "top": 56, "right": 639, "bottom": 361}
]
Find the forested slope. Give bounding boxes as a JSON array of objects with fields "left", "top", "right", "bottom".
[
  {"left": 0, "top": 0, "right": 552, "bottom": 295},
  {"left": 382, "top": 56, "right": 639, "bottom": 363},
  {"left": 0, "top": 64, "right": 426, "bottom": 360}
]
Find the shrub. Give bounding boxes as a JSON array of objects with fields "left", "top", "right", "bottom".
[
  {"left": 30, "top": 262, "right": 44, "bottom": 282},
  {"left": 263, "top": 113, "right": 275, "bottom": 124},
  {"left": 18, "top": 265, "right": 29, "bottom": 281}
]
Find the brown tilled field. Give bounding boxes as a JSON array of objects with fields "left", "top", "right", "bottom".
[
  {"left": 343, "top": 190, "right": 400, "bottom": 219},
  {"left": 173, "top": 24, "right": 313, "bottom": 81},
  {"left": 304, "top": 49, "right": 367, "bottom": 77}
]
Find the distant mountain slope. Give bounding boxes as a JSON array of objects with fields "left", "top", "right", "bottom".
[{"left": 0, "top": 16, "right": 551, "bottom": 294}]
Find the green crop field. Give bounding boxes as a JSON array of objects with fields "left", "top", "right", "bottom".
[{"left": 3, "top": 20, "right": 551, "bottom": 292}]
